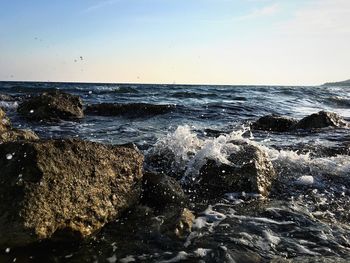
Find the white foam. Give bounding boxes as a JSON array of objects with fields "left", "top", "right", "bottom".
[
  {"left": 159, "top": 251, "right": 188, "bottom": 263},
  {"left": 119, "top": 255, "right": 135, "bottom": 263},
  {"left": 148, "top": 124, "right": 350, "bottom": 188},
  {"left": 296, "top": 175, "right": 315, "bottom": 185},
  {"left": 0, "top": 101, "right": 18, "bottom": 110},
  {"left": 262, "top": 230, "right": 281, "bottom": 246},
  {"left": 106, "top": 254, "right": 117, "bottom": 263},
  {"left": 193, "top": 248, "right": 212, "bottom": 258}
]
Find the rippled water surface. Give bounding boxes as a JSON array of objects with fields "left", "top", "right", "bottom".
[{"left": 1, "top": 81, "right": 350, "bottom": 262}]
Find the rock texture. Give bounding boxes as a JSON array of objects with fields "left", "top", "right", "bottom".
[
  {"left": 17, "top": 90, "right": 84, "bottom": 121},
  {"left": 138, "top": 173, "right": 193, "bottom": 238},
  {"left": 0, "top": 108, "right": 11, "bottom": 132},
  {"left": 0, "top": 93, "right": 15, "bottom": 101},
  {"left": 0, "top": 139, "right": 143, "bottom": 248},
  {"left": 199, "top": 142, "right": 276, "bottom": 197},
  {"left": 0, "top": 108, "right": 38, "bottom": 143},
  {"left": 85, "top": 103, "right": 176, "bottom": 117},
  {"left": 252, "top": 114, "right": 298, "bottom": 132},
  {"left": 142, "top": 172, "right": 187, "bottom": 210},
  {"left": 293, "top": 111, "right": 347, "bottom": 129}
]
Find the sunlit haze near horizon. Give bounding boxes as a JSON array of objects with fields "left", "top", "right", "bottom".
[{"left": 0, "top": 0, "right": 349, "bottom": 85}]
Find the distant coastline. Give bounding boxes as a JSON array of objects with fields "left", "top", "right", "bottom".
[{"left": 322, "top": 79, "right": 350, "bottom": 86}]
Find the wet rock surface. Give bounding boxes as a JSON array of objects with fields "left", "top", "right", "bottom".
[
  {"left": 293, "top": 111, "right": 347, "bottom": 130},
  {"left": 199, "top": 142, "right": 276, "bottom": 197},
  {"left": 252, "top": 114, "right": 298, "bottom": 132},
  {"left": 142, "top": 172, "right": 187, "bottom": 209},
  {"left": 253, "top": 111, "right": 348, "bottom": 132},
  {"left": 0, "top": 139, "right": 143, "bottom": 248},
  {"left": 85, "top": 103, "right": 176, "bottom": 117},
  {"left": 18, "top": 90, "right": 84, "bottom": 121}
]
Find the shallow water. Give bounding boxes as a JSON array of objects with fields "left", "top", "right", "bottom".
[{"left": 1, "top": 81, "right": 350, "bottom": 262}]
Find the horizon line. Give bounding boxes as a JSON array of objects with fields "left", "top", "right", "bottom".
[{"left": 0, "top": 79, "right": 321, "bottom": 87}]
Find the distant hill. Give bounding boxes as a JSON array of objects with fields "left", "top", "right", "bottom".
[{"left": 322, "top": 79, "right": 350, "bottom": 86}]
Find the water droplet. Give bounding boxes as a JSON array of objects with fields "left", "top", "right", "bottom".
[
  {"left": 29, "top": 110, "right": 34, "bottom": 114},
  {"left": 6, "top": 154, "right": 13, "bottom": 160}
]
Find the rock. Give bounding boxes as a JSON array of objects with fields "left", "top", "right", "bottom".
[
  {"left": 109, "top": 204, "right": 194, "bottom": 241},
  {"left": 139, "top": 173, "right": 192, "bottom": 238},
  {"left": 0, "top": 129, "right": 39, "bottom": 143},
  {"left": 85, "top": 103, "right": 176, "bottom": 117},
  {"left": 0, "top": 108, "right": 11, "bottom": 132},
  {"left": 142, "top": 173, "right": 187, "bottom": 210},
  {"left": 0, "top": 108, "right": 39, "bottom": 143},
  {"left": 293, "top": 111, "right": 347, "bottom": 129},
  {"left": 252, "top": 114, "right": 298, "bottom": 132},
  {"left": 0, "top": 93, "right": 15, "bottom": 101},
  {"left": 0, "top": 139, "right": 143, "bottom": 248},
  {"left": 199, "top": 142, "right": 276, "bottom": 197},
  {"left": 17, "top": 90, "right": 84, "bottom": 121}
]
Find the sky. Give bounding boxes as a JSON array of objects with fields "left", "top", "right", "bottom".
[{"left": 0, "top": 0, "right": 349, "bottom": 85}]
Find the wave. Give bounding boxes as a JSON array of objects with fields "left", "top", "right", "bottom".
[
  {"left": 146, "top": 125, "right": 350, "bottom": 183},
  {"left": 326, "top": 96, "right": 350, "bottom": 107},
  {"left": 170, "top": 91, "right": 218, "bottom": 99}
]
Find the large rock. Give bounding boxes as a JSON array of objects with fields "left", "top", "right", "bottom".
[
  {"left": 85, "top": 103, "right": 176, "bottom": 117},
  {"left": 252, "top": 114, "right": 298, "bottom": 132},
  {"left": 199, "top": 142, "right": 276, "bottom": 197},
  {"left": 18, "top": 90, "right": 84, "bottom": 121},
  {"left": 0, "top": 108, "right": 39, "bottom": 143},
  {"left": 293, "top": 111, "right": 347, "bottom": 129},
  {"left": 0, "top": 139, "right": 143, "bottom": 248}
]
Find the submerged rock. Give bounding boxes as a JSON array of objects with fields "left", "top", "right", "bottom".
[
  {"left": 0, "top": 139, "right": 143, "bottom": 248},
  {"left": 293, "top": 111, "right": 347, "bottom": 129},
  {"left": 199, "top": 142, "right": 276, "bottom": 197},
  {"left": 252, "top": 114, "right": 298, "bottom": 132},
  {"left": 18, "top": 90, "right": 84, "bottom": 121},
  {"left": 85, "top": 103, "right": 176, "bottom": 117},
  {"left": 0, "top": 108, "right": 39, "bottom": 143}
]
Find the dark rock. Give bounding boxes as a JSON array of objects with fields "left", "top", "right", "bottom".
[
  {"left": 17, "top": 90, "right": 84, "bottom": 121},
  {"left": 252, "top": 114, "right": 298, "bottom": 132},
  {"left": 199, "top": 142, "right": 276, "bottom": 197},
  {"left": 0, "top": 139, "right": 143, "bottom": 248},
  {"left": 142, "top": 173, "right": 187, "bottom": 210},
  {"left": 85, "top": 103, "right": 176, "bottom": 117},
  {"left": 108, "top": 204, "right": 194, "bottom": 241},
  {"left": 293, "top": 111, "right": 347, "bottom": 129}
]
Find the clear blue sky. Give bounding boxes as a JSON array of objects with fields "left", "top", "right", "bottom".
[{"left": 0, "top": 0, "right": 349, "bottom": 85}]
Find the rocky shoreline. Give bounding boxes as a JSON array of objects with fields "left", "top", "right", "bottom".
[{"left": 0, "top": 90, "right": 349, "bottom": 261}]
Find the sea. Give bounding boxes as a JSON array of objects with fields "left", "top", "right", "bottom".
[{"left": 1, "top": 81, "right": 350, "bottom": 262}]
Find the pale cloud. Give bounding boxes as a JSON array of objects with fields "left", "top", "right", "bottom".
[
  {"left": 82, "top": 0, "right": 120, "bottom": 14},
  {"left": 236, "top": 3, "right": 280, "bottom": 21},
  {"left": 283, "top": 0, "right": 350, "bottom": 35}
]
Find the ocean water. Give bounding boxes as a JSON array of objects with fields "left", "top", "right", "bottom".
[{"left": 1, "top": 81, "right": 350, "bottom": 262}]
